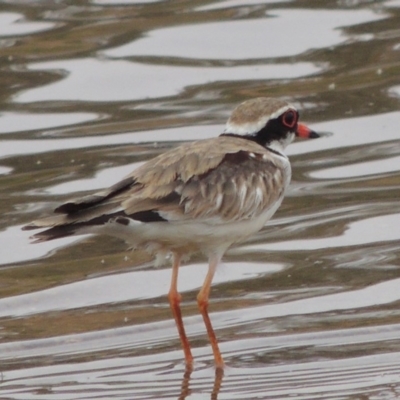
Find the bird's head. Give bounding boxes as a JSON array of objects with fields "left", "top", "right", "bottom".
[{"left": 223, "top": 97, "right": 319, "bottom": 153}]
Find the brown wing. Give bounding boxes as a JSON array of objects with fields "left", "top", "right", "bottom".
[
  {"left": 23, "top": 136, "right": 287, "bottom": 240},
  {"left": 121, "top": 137, "right": 287, "bottom": 221},
  {"left": 174, "top": 151, "right": 286, "bottom": 221}
]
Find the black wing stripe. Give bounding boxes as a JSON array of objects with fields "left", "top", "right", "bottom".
[{"left": 55, "top": 177, "right": 136, "bottom": 215}]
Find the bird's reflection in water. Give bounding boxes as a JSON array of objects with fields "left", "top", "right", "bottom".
[
  {"left": 178, "top": 366, "right": 224, "bottom": 400},
  {"left": 178, "top": 367, "right": 192, "bottom": 400},
  {"left": 211, "top": 368, "right": 224, "bottom": 400}
]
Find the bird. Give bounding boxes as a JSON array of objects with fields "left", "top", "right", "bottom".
[{"left": 23, "top": 97, "right": 319, "bottom": 370}]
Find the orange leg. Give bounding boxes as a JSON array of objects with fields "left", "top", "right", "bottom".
[
  {"left": 197, "top": 253, "right": 224, "bottom": 370},
  {"left": 168, "top": 253, "right": 193, "bottom": 367}
]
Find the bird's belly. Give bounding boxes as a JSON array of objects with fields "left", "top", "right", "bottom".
[{"left": 103, "top": 199, "right": 283, "bottom": 256}]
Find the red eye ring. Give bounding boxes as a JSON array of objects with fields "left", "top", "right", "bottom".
[{"left": 282, "top": 109, "right": 297, "bottom": 129}]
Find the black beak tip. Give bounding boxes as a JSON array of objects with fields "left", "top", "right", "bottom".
[{"left": 309, "top": 130, "right": 320, "bottom": 139}]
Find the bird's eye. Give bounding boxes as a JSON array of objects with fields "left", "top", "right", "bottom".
[{"left": 282, "top": 109, "right": 297, "bottom": 128}]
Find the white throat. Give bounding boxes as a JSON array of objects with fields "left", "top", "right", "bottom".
[{"left": 267, "top": 132, "right": 295, "bottom": 155}]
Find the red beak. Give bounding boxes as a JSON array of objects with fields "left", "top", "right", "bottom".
[{"left": 296, "top": 123, "right": 319, "bottom": 139}]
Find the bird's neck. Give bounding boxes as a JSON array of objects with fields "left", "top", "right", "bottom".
[{"left": 219, "top": 133, "right": 289, "bottom": 157}]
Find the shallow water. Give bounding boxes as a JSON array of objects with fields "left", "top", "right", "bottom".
[{"left": 1, "top": 1, "right": 400, "bottom": 399}]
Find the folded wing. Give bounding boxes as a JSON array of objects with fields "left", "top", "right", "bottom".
[{"left": 23, "top": 137, "right": 287, "bottom": 242}]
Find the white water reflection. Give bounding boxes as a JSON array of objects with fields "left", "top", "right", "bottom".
[
  {"left": 241, "top": 213, "right": 400, "bottom": 252},
  {"left": 0, "top": 262, "right": 284, "bottom": 317},
  {"left": 195, "top": 0, "right": 292, "bottom": 12},
  {"left": 104, "top": 9, "right": 385, "bottom": 60},
  {"left": 214, "top": 277, "right": 400, "bottom": 329},
  {"left": 0, "top": 112, "right": 99, "bottom": 134},
  {"left": 92, "top": 0, "right": 163, "bottom": 4},
  {"left": 1, "top": 112, "right": 399, "bottom": 161},
  {"left": 2, "top": 280, "right": 400, "bottom": 362},
  {"left": 0, "top": 125, "right": 219, "bottom": 159},
  {"left": 286, "top": 111, "right": 400, "bottom": 156},
  {"left": 386, "top": 0, "right": 400, "bottom": 7},
  {"left": 0, "top": 12, "right": 55, "bottom": 37},
  {"left": 0, "top": 225, "right": 82, "bottom": 265},
  {"left": 0, "top": 165, "right": 12, "bottom": 175},
  {"left": 1, "top": 344, "right": 400, "bottom": 399},
  {"left": 2, "top": 244, "right": 400, "bottom": 329},
  {"left": 0, "top": 121, "right": 319, "bottom": 160},
  {"left": 1, "top": 331, "right": 400, "bottom": 399},
  {"left": 14, "top": 59, "right": 321, "bottom": 103},
  {"left": 45, "top": 162, "right": 144, "bottom": 194},
  {"left": 312, "top": 154, "right": 400, "bottom": 179},
  {"left": 389, "top": 84, "right": 400, "bottom": 97}
]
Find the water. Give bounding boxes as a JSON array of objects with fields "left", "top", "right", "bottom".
[{"left": 1, "top": 1, "right": 400, "bottom": 399}]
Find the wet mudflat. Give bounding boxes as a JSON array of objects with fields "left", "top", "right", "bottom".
[{"left": 1, "top": 1, "right": 400, "bottom": 399}]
